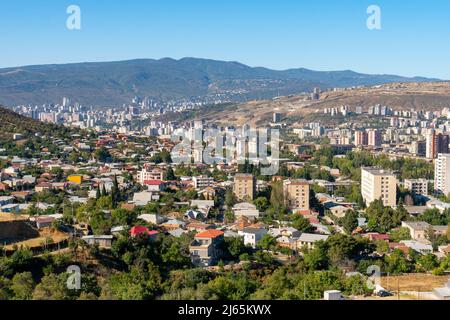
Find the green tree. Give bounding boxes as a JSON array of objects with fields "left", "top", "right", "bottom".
[
  {"left": 290, "top": 214, "right": 314, "bottom": 232},
  {"left": 224, "top": 237, "right": 246, "bottom": 259},
  {"left": 32, "top": 274, "right": 69, "bottom": 300},
  {"left": 270, "top": 181, "right": 284, "bottom": 208},
  {"left": 418, "top": 254, "right": 439, "bottom": 272},
  {"left": 165, "top": 166, "right": 176, "bottom": 181},
  {"left": 257, "top": 234, "right": 277, "bottom": 250},
  {"left": 225, "top": 188, "right": 236, "bottom": 208},
  {"left": 253, "top": 197, "right": 269, "bottom": 212},
  {"left": 95, "top": 147, "right": 111, "bottom": 163},
  {"left": 341, "top": 210, "right": 359, "bottom": 234}
]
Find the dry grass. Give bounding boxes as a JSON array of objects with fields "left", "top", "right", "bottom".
[
  {"left": 195, "top": 81, "right": 450, "bottom": 127},
  {"left": 0, "top": 213, "right": 29, "bottom": 222},
  {"left": 5, "top": 228, "right": 69, "bottom": 250},
  {"left": 380, "top": 273, "right": 450, "bottom": 292}
]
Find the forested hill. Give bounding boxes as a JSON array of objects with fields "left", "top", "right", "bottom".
[{"left": 0, "top": 106, "right": 73, "bottom": 141}]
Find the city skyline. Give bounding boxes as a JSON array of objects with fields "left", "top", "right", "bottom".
[{"left": 1, "top": 0, "right": 450, "bottom": 79}]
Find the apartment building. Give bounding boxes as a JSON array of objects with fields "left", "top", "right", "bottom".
[
  {"left": 137, "top": 167, "right": 164, "bottom": 184},
  {"left": 434, "top": 153, "right": 450, "bottom": 196},
  {"left": 192, "top": 175, "right": 215, "bottom": 189},
  {"left": 361, "top": 167, "right": 397, "bottom": 206},
  {"left": 233, "top": 173, "right": 256, "bottom": 201},
  {"left": 354, "top": 130, "right": 368, "bottom": 146},
  {"left": 426, "top": 132, "right": 449, "bottom": 159},
  {"left": 283, "top": 179, "right": 310, "bottom": 212},
  {"left": 404, "top": 178, "right": 428, "bottom": 195},
  {"left": 367, "top": 129, "right": 382, "bottom": 147}
]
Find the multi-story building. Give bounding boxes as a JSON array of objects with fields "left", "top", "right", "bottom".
[
  {"left": 404, "top": 179, "right": 428, "bottom": 195},
  {"left": 233, "top": 173, "right": 256, "bottom": 201},
  {"left": 137, "top": 167, "right": 164, "bottom": 184},
  {"left": 189, "top": 229, "right": 224, "bottom": 266},
  {"left": 434, "top": 153, "right": 450, "bottom": 196},
  {"left": 367, "top": 129, "right": 382, "bottom": 147},
  {"left": 273, "top": 112, "right": 282, "bottom": 123},
  {"left": 354, "top": 131, "right": 368, "bottom": 146},
  {"left": 426, "top": 131, "right": 449, "bottom": 159},
  {"left": 192, "top": 175, "right": 215, "bottom": 189},
  {"left": 283, "top": 179, "right": 310, "bottom": 212},
  {"left": 361, "top": 168, "right": 397, "bottom": 207}
]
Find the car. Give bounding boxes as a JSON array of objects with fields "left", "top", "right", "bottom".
[{"left": 377, "top": 290, "right": 393, "bottom": 297}]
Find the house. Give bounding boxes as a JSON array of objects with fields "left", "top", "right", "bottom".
[
  {"left": 0, "top": 203, "right": 20, "bottom": 214},
  {"left": 325, "top": 203, "right": 350, "bottom": 218},
  {"left": 197, "top": 186, "right": 216, "bottom": 200},
  {"left": 130, "top": 226, "right": 159, "bottom": 239},
  {"left": 138, "top": 213, "right": 165, "bottom": 225},
  {"left": 401, "top": 221, "right": 448, "bottom": 241},
  {"left": 276, "top": 236, "right": 298, "bottom": 249},
  {"left": 364, "top": 233, "right": 390, "bottom": 242},
  {"left": 82, "top": 235, "right": 114, "bottom": 249},
  {"left": 190, "top": 199, "right": 214, "bottom": 217},
  {"left": 189, "top": 229, "right": 225, "bottom": 266},
  {"left": 190, "top": 200, "right": 214, "bottom": 210},
  {"left": 133, "top": 191, "right": 160, "bottom": 206},
  {"left": 186, "top": 222, "right": 215, "bottom": 233},
  {"left": 169, "top": 228, "right": 187, "bottom": 238},
  {"left": 0, "top": 196, "right": 14, "bottom": 206},
  {"left": 269, "top": 227, "right": 301, "bottom": 238},
  {"left": 52, "top": 182, "right": 67, "bottom": 190},
  {"left": 11, "top": 191, "right": 32, "bottom": 201},
  {"left": 238, "top": 227, "right": 267, "bottom": 248},
  {"left": 311, "top": 223, "right": 332, "bottom": 235},
  {"left": 35, "top": 182, "right": 52, "bottom": 192},
  {"left": 232, "top": 202, "right": 260, "bottom": 221},
  {"left": 296, "top": 233, "right": 329, "bottom": 250},
  {"left": 143, "top": 180, "right": 166, "bottom": 192},
  {"left": 400, "top": 240, "right": 433, "bottom": 254},
  {"left": 389, "top": 242, "right": 410, "bottom": 255},
  {"left": 35, "top": 216, "right": 55, "bottom": 229},
  {"left": 111, "top": 226, "right": 126, "bottom": 235},
  {"left": 184, "top": 209, "right": 206, "bottom": 220},
  {"left": 161, "top": 219, "right": 186, "bottom": 231}
]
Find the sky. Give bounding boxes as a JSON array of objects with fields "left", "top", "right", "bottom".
[{"left": 0, "top": 0, "right": 449, "bottom": 79}]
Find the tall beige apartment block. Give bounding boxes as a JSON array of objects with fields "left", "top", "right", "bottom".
[
  {"left": 233, "top": 173, "right": 256, "bottom": 201},
  {"left": 361, "top": 167, "right": 397, "bottom": 207},
  {"left": 283, "top": 179, "right": 310, "bottom": 212}
]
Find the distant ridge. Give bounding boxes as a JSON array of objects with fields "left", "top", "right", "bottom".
[{"left": 0, "top": 57, "right": 441, "bottom": 106}]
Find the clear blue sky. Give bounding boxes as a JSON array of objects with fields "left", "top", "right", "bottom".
[{"left": 0, "top": 0, "right": 449, "bottom": 79}]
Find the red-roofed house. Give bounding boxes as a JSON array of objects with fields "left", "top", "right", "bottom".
[
  {"left": 189, "top": 229, "right": 224, "bottom": 266},
  {"left": 130, "top": 226, "right": 159, "bottom": 240},
  {"left": 143, "top": 180, "right": 166, "bottom": 192},
  {"left": 389, "top": 242, "right": 410, "bottom": 255},
  {"left": 364, "top": 233, "right": 390, "bottom": 242}
]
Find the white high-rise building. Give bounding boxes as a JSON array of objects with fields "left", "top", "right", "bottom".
[{"left": 434, "top": 153, "right": 450, "bottom": 196}]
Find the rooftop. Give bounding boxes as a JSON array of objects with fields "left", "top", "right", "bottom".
[{"left": 195, "top": 229, "right": 224, "bottom": 239}]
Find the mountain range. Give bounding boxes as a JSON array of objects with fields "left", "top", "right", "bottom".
[{"left": 0, "top": 57, "right": 441, "bottom": 107}]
